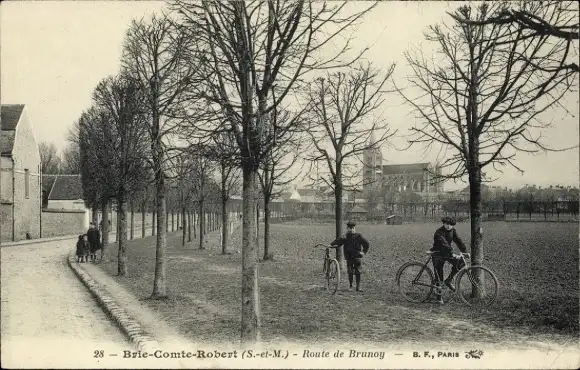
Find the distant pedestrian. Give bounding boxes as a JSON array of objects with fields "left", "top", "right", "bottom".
[
  {"left": 87, "top": 222, "right": 102, "bottom": 262},
  {"left": 76, "top": 234, "right": 90, "bottom": 263}
]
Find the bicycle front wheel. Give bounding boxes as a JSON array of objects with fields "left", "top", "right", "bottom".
[
  {"left": 396, "top": 262, "right": 434, "bottom": 303},
  {"left": 326, "top": 259, "right": 340, "bottom": 295},
  {"left": 456, "top": 266, "right": 499, "bottom": 308}
]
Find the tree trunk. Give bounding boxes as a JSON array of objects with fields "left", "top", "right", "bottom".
[
  {"left": 130, "top": 200, "right": 135, "bottom": 240},
  {"left": 256, "top": 202, "right": 260, "bottom": 252},
  {"left": 468, "top": 144, "right": 484, "bottom": 299},
  {"left": 188, "top": 211, "right": 192, "bottom": 242},
  {"left": 182, "top": 206, "right": 186, "bottom": 246},
  {"left": 171, "top": 210, "right": 175, "bottom": 232},
  {"left": 263, "top": 195, "right": 271, "bottom": 260},
  {"left": 193, "top": 211, "right": 197, "bottom": 239},
  {"left": 92, "top": 204, "right": 99, "bottom": 225},
  {"left": 117, "top": 191, "right": 128, "bottom": 276},
  {"left": 166, "top": 208, "right": 169, "bottom": 232},
  {"left": 152, "top": 209, "right": 156, "bottom": 236},
  {"left": 151, "top": 147, "right": 167, "bottom": 299},
  {"left": 101, "top": 201, "right": 109, "bottom": 262},
  {"left": 334, "top": 170, "right": 344, "bottom": 268},
  {"left": 222, "top": 200, "right": 229, "bottom": 254},
  {"left": 241, "top": 163, "right": 260, "bottom": 343},
  {"left": 141, "top": 203, "right": 146, "bottom": 239},
  {"left": 199, "top": 201, "right": 205, "bottom": 249}
]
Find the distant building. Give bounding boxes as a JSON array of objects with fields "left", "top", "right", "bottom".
[
  {"left": 362, "top": 131, "right": 444, "bottom": 197},
  {"left": 42, "top": 173, "right": 90, "bottom": 231},
  {"left": 1, "top": 104, "right": 41, "bottom": 242},
  {"left": 42, "top": 174, "right": 86, "bottom": 210}
]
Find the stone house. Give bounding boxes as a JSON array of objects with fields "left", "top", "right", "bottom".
[
  {"left": 42, "top": 174, "right": 86, "bottom": 210},
  {"left": 1, "top": 104, "right": 41, "bottom": 242}
]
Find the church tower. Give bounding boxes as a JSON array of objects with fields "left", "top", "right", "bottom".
[{"left": 362, "top": 130, "right": 383, "bottom": 195}]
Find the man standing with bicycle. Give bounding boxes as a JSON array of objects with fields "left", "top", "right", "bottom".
[
  {"left": 431, "top": 216, "right": 468, "bottom": 304},
  {"left": 331, "top": 221, "right": 370, "bottom": 292}
]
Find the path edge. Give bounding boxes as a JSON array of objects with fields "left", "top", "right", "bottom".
[{"left": 67, "top": 253, "right": 160, "bottom": 353}]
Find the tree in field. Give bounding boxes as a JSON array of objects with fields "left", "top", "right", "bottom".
[
  {"left": 39, "top": 142, "right": 61, "bottom": 174},
  {"left": 172, "top": 0, "right": 377, "bottom": 343},
  {"left": 92, "top": 74, "right": 150, "bottom": 276},
  {"left": 168, "top": 151, "right": 195, "bottom": 246},
  {"left": 202, "top": 131, "right": 242, "bottom": 255},
  {"left": 397, "top": 3, "right": 578, "bottom": 295},
  {"left": 305, "top": 62, "right": 396, "bottom": 266},
  {"left": 122, "top": 14, "right": 199, "bottom": 298},
  {"left": 135, "top": 182, "right": 155, "bottom": 239},
  {"left": 258, "top": 108, "right": 306, "bottom": 261},
  {"left": 182, "top": 145, "right": 216, "bottom": 250}
]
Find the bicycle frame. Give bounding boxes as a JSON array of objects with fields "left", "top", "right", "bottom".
[
  {"left": 412, "top": 253, "right": 470, "bottom": 289},
  {"left": 317, "top": 244, "right": 334, "bottom": 274},
  {"left": 323, "top": 248, "right": 331, "bottom": 273}
]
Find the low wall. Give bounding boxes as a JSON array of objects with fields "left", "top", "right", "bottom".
[{"left": 41, "top": 209, "right": 86, "bottom": 238}]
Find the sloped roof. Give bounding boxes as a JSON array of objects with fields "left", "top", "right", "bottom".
[
  {"left": 383, "top": 162, "right": 429, "bottom": 175},
  {"left": 42, "top": 174, "right": 58, "bottom": 195},
  {"left": 47, "top": 174, "right": 83, "bottom": 200},
  {"left": 0, "top": 130, "right": 15, "bottom": 156},
  {"left": 297, "top": 188, "right": 318, "bottom": 197},
  {"left": 348, "top": 205, "right": 368, "bottom": 213},
  {"left": 1, "top": 104, "right": 24, "bottom": 131},
  {"left": 1, "top": 105, "right": 25, "bottom": 156}
]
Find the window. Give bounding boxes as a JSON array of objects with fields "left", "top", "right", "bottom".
[{"left": 25, "top": 169, "right": 30, "bottom": 199}]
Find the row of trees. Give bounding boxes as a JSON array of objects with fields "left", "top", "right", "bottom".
[{"left": 73, "top": 1, "right": 577, "bottom": 344}]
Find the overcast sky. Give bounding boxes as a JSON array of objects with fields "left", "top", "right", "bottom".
[{"left": 2, "top": 1, "right": 578, "bottom": 191}]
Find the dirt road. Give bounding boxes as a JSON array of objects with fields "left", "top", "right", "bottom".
[{"left": 1, "top": 238, "right": 132, "bottom": 368}]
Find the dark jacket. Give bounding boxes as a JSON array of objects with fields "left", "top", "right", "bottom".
[
  {"left": 76, "top": 238, "right": 89, "bottom": 257},
  {"left": 331, "top": 232, "right": 370, "bottom": 260},
  {"left": 431, "top": 226, "right": 467, "bottom": 258},
  {"left": 87, "top": 228, "right": 101, "bottom": 252}
]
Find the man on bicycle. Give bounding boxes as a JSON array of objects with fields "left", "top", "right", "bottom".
[
  {"left": 330, "top": 221, "right": 370, "bottom": 292},
  {"left": 431, "top": 216, "right": 468, "bottom": 304}
]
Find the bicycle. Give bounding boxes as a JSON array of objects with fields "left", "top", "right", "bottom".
[
  {"left": 396, "top": 251, "right": 499, "bottom": 308},
  {"left": 314, "top": 244, "right": 341, "bottom": 295}
]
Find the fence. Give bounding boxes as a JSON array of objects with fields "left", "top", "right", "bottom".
[
  {"left": 248, "top": 200, "right": 580, "bottom": 222},
  {"left": 103, "top": 199, "right": 579, "bottom": 241}
]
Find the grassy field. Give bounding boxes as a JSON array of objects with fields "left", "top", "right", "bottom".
[{"left": 98, "top": 221, "right": 578, "bottom": 346}]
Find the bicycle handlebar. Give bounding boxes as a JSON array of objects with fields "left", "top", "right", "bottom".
[
  {"left": 314, "top": 243, "right": 340, "bottom": 249},
  {"left": 427, "top": 251, "right": 470, "bottom": 259}
]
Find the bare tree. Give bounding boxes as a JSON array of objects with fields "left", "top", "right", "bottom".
[
  {"left": 306, "top": 62, "right": 396, "bottom": 266},
  {"left": 184, "top": 145, "right": 216, "bottom": 250},
  {"left": 258, "top": 108, "right": 306, "bottom": 261},
  {"left": 172, "top": 0, "right": 376, "bottom": 343},
  {"left": 60, "top": 143, "right": 82, "bottom": 174},
  {"left": 39, "top": 142, "right": 61, "bottom": 174},
  {"left": 122, "top": 14, "right": 199, "bottom": 298},
  {"left": 203, "top": 131, "right": 243, "bottom": 255},
  {"left": 91, "top": 74, "right": 150, "bottom": 276},
  {"left": 398, "top": 3, "right": 578, "bottom": 295},
  {"left": 77, "top": 107, "right": 118, "bottom": 257}
]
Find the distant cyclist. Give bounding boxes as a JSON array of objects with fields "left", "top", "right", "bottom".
[
  {"left": 330, "top": 221, "right": 370, "bottom": 292},
  {"left": 430, "top": 216, "right": 468, "bottom": 304}
]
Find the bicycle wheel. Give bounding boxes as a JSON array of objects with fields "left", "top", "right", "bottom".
[
  {"left": 326, "top": 259, "right": 340, "bottom": 295},
  {"left": 456, "top": 266, "right": 499, "bottom": 308},
  {"left": 396, "top": 262, "right": 434, "bottom": 303}
]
